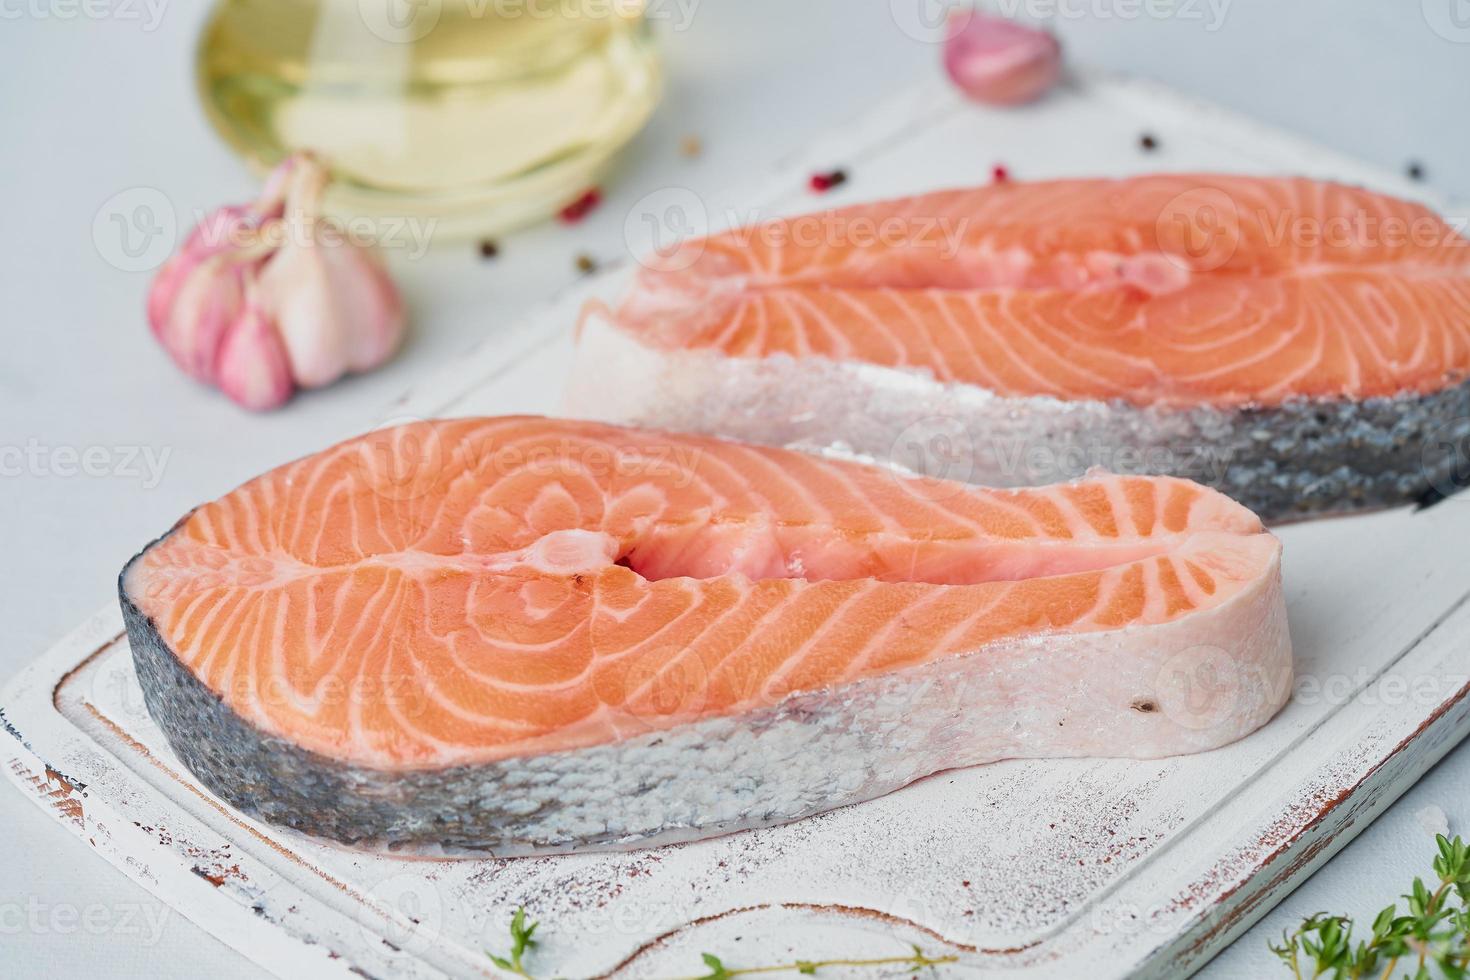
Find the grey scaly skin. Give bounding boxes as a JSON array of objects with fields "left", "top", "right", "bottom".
[
  {"left": 567, "top": 316, "right": 1470, "bottom": 522},
  {"left": 119, "top": 527, "right": 1290, "bottom": 857}
]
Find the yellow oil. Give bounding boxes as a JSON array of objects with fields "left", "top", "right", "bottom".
[{"left": 197, "top": 0, "right": 661, "bottom": 238}]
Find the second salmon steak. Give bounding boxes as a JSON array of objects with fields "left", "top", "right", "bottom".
[{"left": 570, "top": 174, "right": 1470, "bottom": 520}]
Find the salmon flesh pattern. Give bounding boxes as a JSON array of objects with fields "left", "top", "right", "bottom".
[
  {"left": 120, "top": 417, "right": 1291, "bottom": 853},
  {"left": 568, "top": 175, "right": 1470, "bottom": 520}
]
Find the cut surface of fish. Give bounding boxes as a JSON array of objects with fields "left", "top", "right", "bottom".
[
  {"left": 120, "top": 417, "right": 1291, "bottom": 854},
  {"left": 568, "top": 174, "right": 1470, "bottom": 520}
]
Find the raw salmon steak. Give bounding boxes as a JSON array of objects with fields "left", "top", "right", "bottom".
[
  {"left": 120, "top": 417, "right": 1291, "bottom": 854},
  {"left": 569, "top": 174, "right": 1470, "bottom": 520}
]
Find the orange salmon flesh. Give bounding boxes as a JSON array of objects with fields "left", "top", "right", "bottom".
[
  {"left": 608, "top": 175, "right": 1470, "bottom": 407},
  {"left": 123, "top": 417, "right": 1288, "bottom": 772}
]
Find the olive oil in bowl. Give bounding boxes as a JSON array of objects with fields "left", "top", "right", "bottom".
[{"left": 197, "top": 0, "right": 662, "bottom": 238}]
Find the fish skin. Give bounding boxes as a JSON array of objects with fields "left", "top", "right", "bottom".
[
  {"left": 571, "top": 310, "right": 1470, "bottom": 521},
  {"left": 120, "top": 417, "right": 1291, "bottom": 854},
  {"left": 571, "top": 175, "right": 1470, "bottom": 521}
]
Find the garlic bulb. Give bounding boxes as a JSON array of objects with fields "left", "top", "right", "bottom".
[
  {"left": 146, "top": 153, "right": 406, "bottom": 411},
  {"left": 944, "top": 11, "right": 1062, "bottom": 107}
]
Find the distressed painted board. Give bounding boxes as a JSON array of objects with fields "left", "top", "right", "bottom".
[{"left": 5, "top": 71, "right": 1469, "bottom": 979}]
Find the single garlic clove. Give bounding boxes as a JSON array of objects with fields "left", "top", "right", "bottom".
[
  {"left": 154, "top": 251, "right": 249, "bottom": 383},
  {"left": 255, "top": 231, "right": 352, "bottom": 390},
  {"left": 254, "top": 155, "right": 406, "bottom": 390},
  {"left": 215, "top": 283, "right": 295, "bottom": 411},
  {"left": 146, "top": 205, "right": 253, "bottom": 344},
  {"left": 314, "top": 238, "right": 406, "bottom": 374},
  {"left": 944, "top": 11, "right": 1062, "bottom": 107}
]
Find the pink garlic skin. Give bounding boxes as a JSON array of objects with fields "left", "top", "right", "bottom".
[
  {"left": 256, "top": 223, "right": 405, "bottom": 391},
  {"left": 160, "top": 254, "right": 251, "bottom": 383},
  {"left": 944, "top": 11, "right": 1062, "bottom": 107},
  {"left": 146, "top": 206, "right": 255, "bottom": 375},
  {"left": 144, "top": 153, "right": 407, "bottom": 411},
  {"left": 254, "top": 159, "right": 405, "bottom": 391},
  {"left": 335, "top": 249, "right": 405, "bottom": 373},
  {"left": 147, "top": 193, "right": 287, "bottom": 344},
  {"left": 215, "top": 291, "right": 295, "bottom": 411}
]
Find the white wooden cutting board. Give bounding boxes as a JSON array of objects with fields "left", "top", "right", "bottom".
[{"left": 5, "top": 71, "right": 1469, "bottom": 980}]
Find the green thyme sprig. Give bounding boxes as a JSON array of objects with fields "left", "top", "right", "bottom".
[
  {"left": 681, "top": 945, "right": 957, "bottom": 979},
  {"left": 487, "top": 908, "right": 958, "bottom": 979},
  {"left": 1269, "top": 834, "right": 1470, "bottom": 978},
  {"left": 488, "top": 907, "right": 540, "bottom": 977}
]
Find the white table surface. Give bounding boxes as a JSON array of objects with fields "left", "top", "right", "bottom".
[{"left": 2, "top": 2, "right": 1467, "bottom": 977}]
